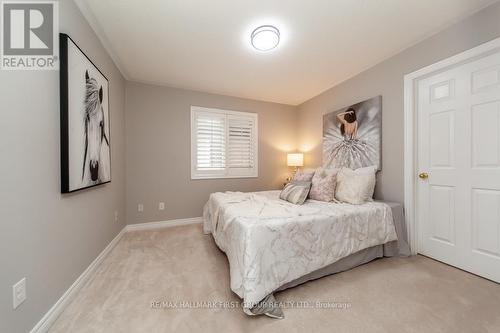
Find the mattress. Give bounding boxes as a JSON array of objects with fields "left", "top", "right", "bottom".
[{"left": 203, "top": 190, "right": 401, "bottom": 309}]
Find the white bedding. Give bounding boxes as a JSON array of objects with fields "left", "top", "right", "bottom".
[{"left": 203, "top": 190, "right": 397, "bottom": 307}]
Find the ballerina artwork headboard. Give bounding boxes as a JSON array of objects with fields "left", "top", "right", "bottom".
[{"left": 322, "top": 96, "right": 382, "bottom": 170}]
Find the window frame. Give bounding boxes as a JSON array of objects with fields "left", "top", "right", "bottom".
[{"left": 190, "top": 106, "right": 258, "bottom": 180}]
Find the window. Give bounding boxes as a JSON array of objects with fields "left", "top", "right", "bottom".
[{"left": 191, "top": 106, "right": 258, "bottom": 179}]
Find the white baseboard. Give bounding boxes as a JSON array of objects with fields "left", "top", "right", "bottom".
[
  {"left": 125, "top": 217, "right": 203, "bottom": 232},
  {"left": 30, "top": 227, "right": 126, "bottom": 333},
  {"left": 31, "top": 216, "right": 203, "bottom": 332}
]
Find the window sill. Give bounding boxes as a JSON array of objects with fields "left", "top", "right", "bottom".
[{"left": 191, "top": 174, "right": 258, "bottom": 180}]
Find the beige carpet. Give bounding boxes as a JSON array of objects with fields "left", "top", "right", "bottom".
[{"left": 49, "top": 224, "right": 500, "bottom": 333}]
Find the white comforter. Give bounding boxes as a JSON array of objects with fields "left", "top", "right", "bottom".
[{"left": 203, "top": 190, "right": 397, "bottom": 307}]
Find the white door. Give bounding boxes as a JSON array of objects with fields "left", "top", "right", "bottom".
[{"left": 417, "top": 48, "right": 500, "bottom": 283}]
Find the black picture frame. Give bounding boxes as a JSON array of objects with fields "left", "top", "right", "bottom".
[{"left": 60, "top": 33, "right": 111, "bottom": 193}]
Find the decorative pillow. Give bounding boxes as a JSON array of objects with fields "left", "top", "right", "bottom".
[
  {"left": 293, "top": 168, "right": 315, "bottom": 182},
  {"left": 335, "top": 166, "right": 377, "bottom": 205},
  {"left": 309, "top": 167, "right": 339, "bottom": 202},
  {"left": 280, "top": 181, "right": 311, "bottom": 205}
]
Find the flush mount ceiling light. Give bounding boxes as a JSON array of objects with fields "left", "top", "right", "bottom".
[{"left": 251, "top": 25, "right": 280, "bottom": 51}]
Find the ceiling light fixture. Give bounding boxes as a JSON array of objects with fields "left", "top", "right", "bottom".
[{"left": 251, "top": 25, "right": 280, "bottom": 51}]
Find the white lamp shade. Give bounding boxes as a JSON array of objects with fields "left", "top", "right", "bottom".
[{"left": 287, "top": 153, "right": 304, "bottom": 167}]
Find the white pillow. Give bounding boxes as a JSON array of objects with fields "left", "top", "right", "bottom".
[{"left": 335, "top": 166, "right": 377, "bottom": 205}]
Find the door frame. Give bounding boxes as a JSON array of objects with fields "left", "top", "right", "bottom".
[{"left": 403, "top": 37, "right": 500, "bottom": 255}]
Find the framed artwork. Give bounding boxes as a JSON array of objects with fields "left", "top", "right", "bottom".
[
  {"left": 60, "top": 33, "right": 111, "bottom": 193},
  {"left": 323, "top": 96, "right": 382, "bottom": 170}
]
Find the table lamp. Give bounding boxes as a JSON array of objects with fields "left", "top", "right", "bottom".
[{"left": 287, "top": 153, "right": 304, "bottom": 175}]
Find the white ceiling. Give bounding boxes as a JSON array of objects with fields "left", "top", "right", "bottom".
[{"left": 76, "top": 0, "right": 498, "bottom": 105}]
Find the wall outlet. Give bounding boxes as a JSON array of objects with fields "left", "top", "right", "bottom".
[
  {"left": 138, "top": 204, "right": 144, "bottom": 212},
  {"left": 13, "top": 278, "right": 26, "bottom": 309},
  {"left": 159, "top": 202, "right": 165, "bottom": 210},
  {"left": 114, "top": 210, "right": 119, "bottom": 222}
]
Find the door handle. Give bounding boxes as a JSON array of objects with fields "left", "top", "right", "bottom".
[{"left": 418, "top": 172, "right": 429, "bottom": 179}]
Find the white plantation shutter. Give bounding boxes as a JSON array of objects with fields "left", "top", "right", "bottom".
[
  {"left": 228, "top": 116, "right": 255, "bottom": 168},
  {"left": 195, "top": 113, "right": 226, "bottom": 172},
  {"left": 191, "top": 107, "right": 258, "bottom": 179}
]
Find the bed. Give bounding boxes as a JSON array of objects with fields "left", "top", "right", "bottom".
[{"left": 203, "top": 190, "right": 410, "bottom": 318}]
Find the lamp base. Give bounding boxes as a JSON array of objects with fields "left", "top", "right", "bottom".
[{"left": 287, "top": 167, "right": 300, "bottom": 183}]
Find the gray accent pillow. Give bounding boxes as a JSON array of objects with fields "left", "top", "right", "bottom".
[{"left": 279, "top": 181, "right": 311, "bottom": 205}]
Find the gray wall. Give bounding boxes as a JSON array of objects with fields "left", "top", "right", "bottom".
[
  {"left": 0, "top": 1, "right": 126, "bottom": 332},
  {"left": 125, "top": 82, "right": 297, "bottom": 224},
  {"left": 296, "top": 1, "right": 500, "bottom": 203}
]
